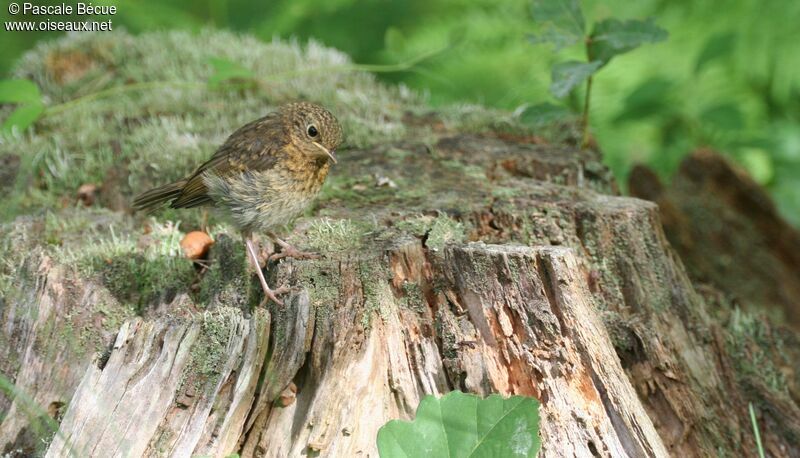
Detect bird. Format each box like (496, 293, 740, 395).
(133, 102, 343, 305)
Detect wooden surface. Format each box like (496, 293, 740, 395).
(3, 133, 800, 457)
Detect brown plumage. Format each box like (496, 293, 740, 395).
(133, 102, 343, 305)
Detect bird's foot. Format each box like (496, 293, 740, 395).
(244, 236, 291, 306)
(269, 238, 320, 262)
(259, 284, 291, 307)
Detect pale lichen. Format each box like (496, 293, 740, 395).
(180, 307, 240, 395)
(396, 213, 465, 251)
(305, 217, 372, 253)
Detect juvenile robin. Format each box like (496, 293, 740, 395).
(133, 102, 343, 305)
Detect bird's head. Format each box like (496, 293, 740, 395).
(283, 102, 343, 164)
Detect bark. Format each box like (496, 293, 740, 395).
(2, 134, 799, 458)
(629, 149, 800, 328)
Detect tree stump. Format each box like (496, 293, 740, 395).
(1, 31, 799, 458)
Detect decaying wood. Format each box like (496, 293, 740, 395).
(2, 133, 800, 457)
(630, 149, 800, 328)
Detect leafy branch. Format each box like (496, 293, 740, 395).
(529, 0, 667, 147)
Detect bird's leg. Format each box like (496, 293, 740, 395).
(244, 237, 289, 305)
(268, 233, 320, 262)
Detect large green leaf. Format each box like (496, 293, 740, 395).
(550, 60, 602, 98)
(0, 79, 41, 104)
(589, 18, 668, 65)
(1, 102, 44, 135)
(694, 32, 736, 74)
(377, 391, 541, 458)
(528, 0, 585, 50)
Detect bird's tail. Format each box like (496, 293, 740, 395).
(132, 180, 186, 212)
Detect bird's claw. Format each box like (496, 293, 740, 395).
(260, 284, 291, 307)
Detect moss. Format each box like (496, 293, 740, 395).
(101, 231, 191, 311)
(315, 173, 427, 208)
(294, 261, 340, 310)
(47, 220, 195, 312)
(491, 187, 521, 199)
(427, 215, 466, 251)
(315, 174, 391, 207)
(399, 281, 425, 313)
(396, 213, 465, 252)
(440, 159, 486, 181)
(29, 286, 135, 363)
(2, 30, 424, 221)
(305, 218, 372, 254)
(181, 307, 239, 395)
(726, 308, 789, 395)
(358, 260, 394, 329)
(385, 148, 411, 160)
(198, 232, 252, 310)
(0, 222, 40, 307)
(437, 104, 523, 135)
(436, 314, 459, 360)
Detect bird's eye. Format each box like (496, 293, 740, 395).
(307, 125, 318, 137)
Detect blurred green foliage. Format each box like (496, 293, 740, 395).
(1, 0, 799, 224)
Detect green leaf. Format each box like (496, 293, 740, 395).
(519, 102, 571, 125)
(550, 60, 602, 98)
(739, 148, 773, 185)
(614, 77, 673, 123)
(529, 0, 585, 50)
(208, 57, 257, 88)
(2, 102, 44, 135)
(0, 79, 41, 104)
(384, 27, 406, 54)
(377, 391, 541, 458)
(527, 29, 581, 51)
(694, 32, 736, 74)
(589, 18, 668, 65)
(700, 103, 744, 131)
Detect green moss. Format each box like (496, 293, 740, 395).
(399, 281, 425, 313)
(305, 218, 372, 254)
(315, 173, 422, 208)
(52, 220, 195, 312)
(2, 30, 425, 221)
(726, 308, 788, 395)
(198, 232, 253, 310)
(181, 307, 239, 395)
(436, 314, 459, 360)
(395, 215, 434, 238)
(427, 215, 466, 251)
(438, 104, 522, 135)
(396, 213, 465, 251)
(491, 187, 521, 199)
(295, 261, 340, 310)
(359, 260, 394, 329)
(440, 159, 486, 181)
(386, 148, 411, 160)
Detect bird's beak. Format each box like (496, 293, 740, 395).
(313, 142, 337, 164)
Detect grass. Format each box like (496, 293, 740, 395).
(749, 402, 766, 458)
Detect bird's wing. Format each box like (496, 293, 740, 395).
(171, 112, 285, 208)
